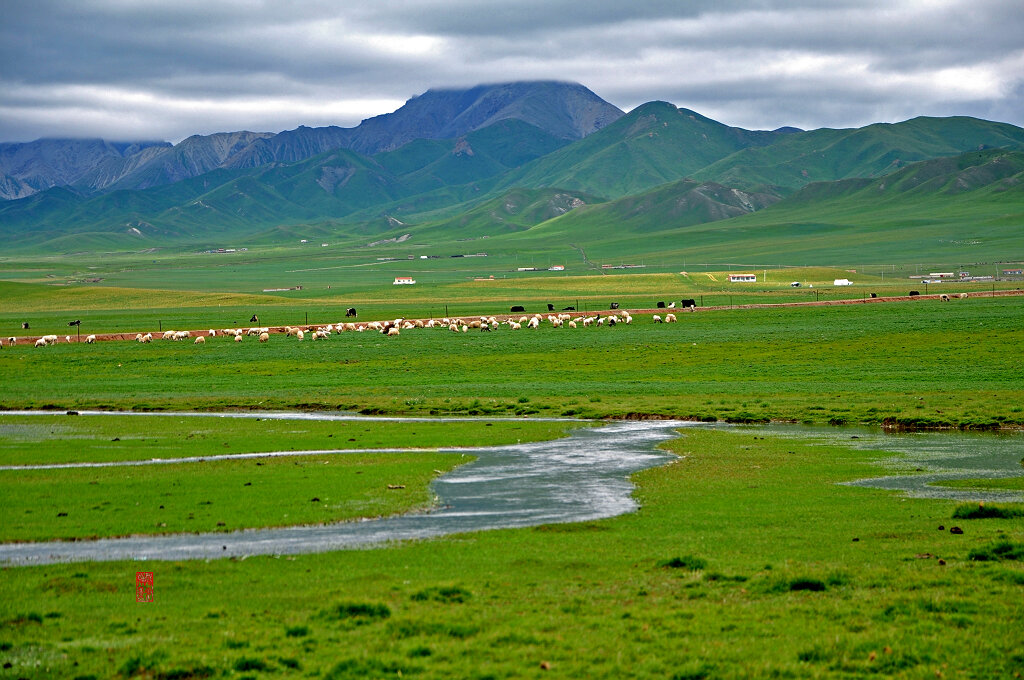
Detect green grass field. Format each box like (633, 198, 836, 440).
(0, 256, 1022, 678)
(1, 427, 1021, 678)
(2, 292, 1022, 429)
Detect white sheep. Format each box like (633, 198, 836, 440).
(940, 294, 950, 302)
(162, 330, 176, 340)
(387, 327, 400, 336)
(665, 313, 677, 323)
(142, 333, 153, 343)
(296, 330, 304, 341)
(135, 333, 143, 342)
(7, 337, 15, 346)
(623, 314, 633, 324)
(568, 320, 576, 329)
(527, 317, 540, 329)
(194, 335, 205, 344)
(43, 335, 58, 344)
(35, 337, 48, 347)
(959, 293, 968, 299)
(65, 335, 71, 343)
(652, 315, 662, 323)
(259, 332, 270, 343)
(86, 334, 96, 343)
(234, 334, 243, 343)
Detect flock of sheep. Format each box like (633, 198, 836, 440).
(5, 292, 972, 348)
(9, 310, 688, 348)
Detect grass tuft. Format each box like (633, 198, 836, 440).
(321, 601, 391, 625)
(967, 540, 1024, 562)
(411, 586, 472, 603)
(952, 503, 1024, 519)
(658, 555, 707, 571)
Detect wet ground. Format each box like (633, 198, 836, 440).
(1, 413, 1020, 566)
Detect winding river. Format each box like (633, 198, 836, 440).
(0, 413, 1021, 566)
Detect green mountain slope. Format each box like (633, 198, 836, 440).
(566, 149, 1024, 264)
(495, 101, 781, 199)
(693, 116, 1024, 193)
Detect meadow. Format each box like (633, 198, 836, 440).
(1, 287, 1022, 429)
(1, 427, 1022, 678)
(0, 262, 1022, 678)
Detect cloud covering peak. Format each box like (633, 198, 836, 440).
(2, 0, 1022, 142)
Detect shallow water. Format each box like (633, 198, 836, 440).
(0, 417, 686, 566)
(1, 413, 1021, 566)
(736, 423, 1024, 501)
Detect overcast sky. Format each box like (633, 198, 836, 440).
(1, 0, 1022, 143)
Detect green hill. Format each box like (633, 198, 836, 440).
(693, 116, 1024, 193)
(495, 101, 781, 199)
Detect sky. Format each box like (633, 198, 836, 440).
(1, 0, 1022, 144)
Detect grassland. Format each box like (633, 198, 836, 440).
(1, 427, 1021, 678)
(1, 254, 1022, 677)
(2, 290, 1022, 429)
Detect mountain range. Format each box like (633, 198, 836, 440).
(1, 80, 1023, 259)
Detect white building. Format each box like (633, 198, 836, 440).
(393, 277, 416, 285)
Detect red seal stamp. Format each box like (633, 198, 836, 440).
(136, 572, 154, 602)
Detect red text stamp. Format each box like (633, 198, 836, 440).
(136, 572, 154, 602)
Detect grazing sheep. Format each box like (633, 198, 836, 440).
(162, 330, 176, 340)
(296, 330, 304, 341)
(449, 323, 460, 333)
(527, 317, 540, 329)
(135, 333, 143, 342)
(35, 337, 48, 347)
(234, 334, 243, 343)
(958, 293, 968, 299)
(940, 294, 950, 302)
(668, 302, 676, 308)
(665, 313, 677, 323)
(461, 325, 469, 333)
(259, 332, 270, 343)
(509, 321, 522, 330)
(652, 315, 662, 323)
(387, 327, 400, 336)
(623, 314, 633, 324)
(7, 337, 15, 345)
(567, 320, 576, 329)
(194, 335, 205, 344)
(85, 334, 96, 343)
(43, 335, 58, 344)
(65, 335, 71, 343)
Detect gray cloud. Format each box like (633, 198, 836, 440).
(1, 0, 1021, 142)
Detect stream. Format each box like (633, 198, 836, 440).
(0, 413, 1021, 566)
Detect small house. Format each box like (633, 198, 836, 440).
(728, 274, 757, 283)
(834, 279, 852, 286)
(393, 277, 416, 285)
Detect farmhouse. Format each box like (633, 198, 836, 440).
(393, 277, 416, 285)
(834, 279, 853, 286)
(728, 274, 757, 283)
